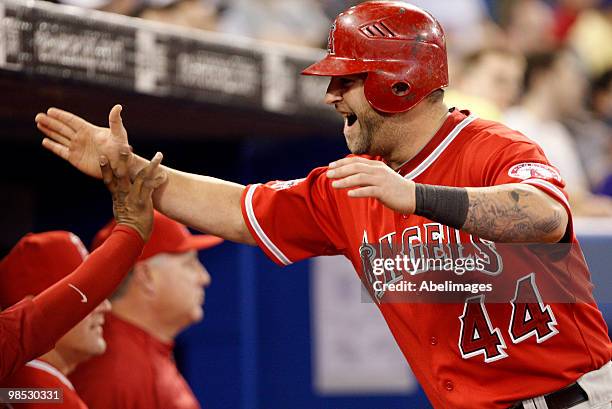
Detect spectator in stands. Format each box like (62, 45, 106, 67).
(504, 48, 612, 216)
(550, 0, 602, 44)
(592, 69, 612, 124)
(216, 0, 329, 47)
(563, 67, 612, 191)
(56, 0, 146, 16)
(139, 0, 220, 31)
(586, 69, 612, 196)
(70, 211, 222, 409)
(408, 0, 504, 57)
(567, 0, 612, 76)
(501, 0, 556, 54)
(56, 0, 221, 30)
(446, 47, 525, 120)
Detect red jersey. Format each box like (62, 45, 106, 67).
(240, 109, 612, 408)
(70, 313, 200, 409)
(0, 299, 54, 382)
(1, 359, 87, 408)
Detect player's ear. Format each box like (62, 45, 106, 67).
(132, 261, 156, 297)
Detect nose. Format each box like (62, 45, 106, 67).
(198, 263, 212, 288)
(324, 77, 343, 106)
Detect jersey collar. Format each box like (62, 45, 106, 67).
(26, 359, 75, 390)
(396, 108, 476, 179)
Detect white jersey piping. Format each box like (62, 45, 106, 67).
(244, 184, 292, 265)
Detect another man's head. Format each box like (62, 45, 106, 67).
(92, 211, 222, 340)
(591, 69, 612, 123)
(0, 231, 110, 372)
(454, 48, 526, 111)
(301, 1, 449, 156)
(523, 48, 588, 116)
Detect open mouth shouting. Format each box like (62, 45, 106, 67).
(346, 113, 358, 127)
(340, 110, 359, 138)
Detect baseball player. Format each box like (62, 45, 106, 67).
(35, 2, 612, 408)
(0, 151, 164, 384)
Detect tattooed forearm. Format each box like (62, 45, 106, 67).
(462, 184, 567, 243)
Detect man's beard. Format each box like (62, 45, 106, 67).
(349, 110, 383, 155)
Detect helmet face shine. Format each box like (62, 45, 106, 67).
(302, 1, 449, 113)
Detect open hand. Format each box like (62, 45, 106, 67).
(101, 150, 167, 241)
(36, 105, 132, 179)
(326, 157, 417, 214)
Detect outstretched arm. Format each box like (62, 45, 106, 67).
(36, 106, 255, 244)
(326, 157, 568, 243)
(129, 154, 254, 244)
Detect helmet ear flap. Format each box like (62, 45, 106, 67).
(391, 81, 411, 97)
(364, 70, 416, 114)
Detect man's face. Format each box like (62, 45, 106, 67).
(325, 74, 385, 155)
(552, 52, 587, 115)
(467, 53, 525, 110)
(55, 300, 111, 361)
(148, 251, 211, 328)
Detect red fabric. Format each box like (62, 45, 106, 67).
(0, 226, 144, 382)
(1, 359, 87, 408)
(91, 211, 222, 261)
(241, 109, 612, 408)
(0, 299, 47, 381)
(32, 226, 144, 347)
(0, 231, 87, 308)
(553, 7, 579, 43)
(70, 314, 200, 409)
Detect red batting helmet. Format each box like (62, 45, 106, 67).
(302, 1, 448, 113)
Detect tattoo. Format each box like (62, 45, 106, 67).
(463, 186, 565, 242)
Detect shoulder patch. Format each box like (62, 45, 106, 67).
(508, 162, 562, 182)
(269, 178, 306, 191)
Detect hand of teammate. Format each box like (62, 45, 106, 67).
(326, 156, 417, 214)
(101, 150, 167, 241)
(36, 105, 133, 180)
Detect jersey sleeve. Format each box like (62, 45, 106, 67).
(0, 298, 49, 382)
(482, 140, 573, 236)
(241, 167, 347, 265)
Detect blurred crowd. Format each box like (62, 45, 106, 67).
(46, 0, 612, 216)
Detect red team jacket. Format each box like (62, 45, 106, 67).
(0, 299, 53, 382)
(241, 109, 612, 408)
(2, 359, 87, 408)
(70, 314, 200, 409)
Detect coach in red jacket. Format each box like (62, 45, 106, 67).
(70, 211, 222, 409)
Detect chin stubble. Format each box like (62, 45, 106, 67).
(355, 111, 384, 155)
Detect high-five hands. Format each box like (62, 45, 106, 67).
(326, 156, 417, 214)
(101, 151, 167, 242)
(36, 105, 133, 179)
